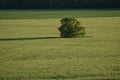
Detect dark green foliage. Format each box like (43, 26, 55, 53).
(58, 18, 85, 38)
(0, 0, 120, 9)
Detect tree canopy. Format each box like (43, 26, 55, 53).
(0, 0, 120, 9)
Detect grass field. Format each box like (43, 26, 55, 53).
(0, 10, 120, 80)
(0, 10, 120, 19)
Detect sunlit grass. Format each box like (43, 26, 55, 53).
(0, 11, 120, 80)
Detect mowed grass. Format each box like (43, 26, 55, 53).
(0, 10, 120, 80)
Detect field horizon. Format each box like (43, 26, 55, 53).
(0, 9, 120, 19)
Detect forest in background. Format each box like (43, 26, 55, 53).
(0, 0, 120, 9)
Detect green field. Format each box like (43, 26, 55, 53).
(0, 10, 120, 19)
(0, 10, 120, 80)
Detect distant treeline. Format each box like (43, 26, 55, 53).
(0, 0, 120, 9)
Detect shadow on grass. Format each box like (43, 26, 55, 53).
(0, 36, 93, 41)
(0, 37, 60, 41)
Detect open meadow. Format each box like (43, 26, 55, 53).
(0, 10, 120, 80)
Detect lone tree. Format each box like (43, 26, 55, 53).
(58, 18, 85, 38)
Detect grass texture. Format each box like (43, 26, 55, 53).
(0, 10, 120, 80)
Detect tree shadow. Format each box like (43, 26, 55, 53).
(0, 36, 93, 41)
(0, 37, 60, 41)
